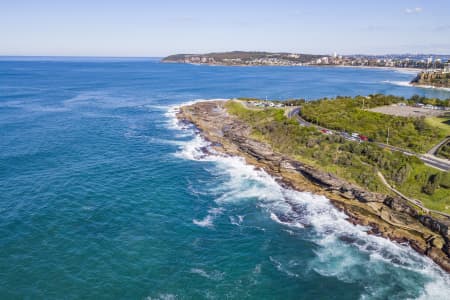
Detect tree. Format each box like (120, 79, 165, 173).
(423, 173, 441, 195)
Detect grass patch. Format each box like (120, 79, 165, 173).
(397, 164, 450, 213)
(425, 114, 450, 136)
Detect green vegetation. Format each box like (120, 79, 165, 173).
(299, 94, 448, 153)
(398, 165, 450, 212)
(408, 94, 450, 108)
(436, 141, 450, 160)
(425, 115, 450, 136)
(226, 99, 450, 213)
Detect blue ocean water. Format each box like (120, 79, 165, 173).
(1, 57, 450, 299)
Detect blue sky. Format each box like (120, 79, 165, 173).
(1, 0, 449, 56)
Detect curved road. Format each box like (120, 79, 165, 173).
(287, 107, 450, 172)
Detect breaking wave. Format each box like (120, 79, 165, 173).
(383, 80, 412, 87)
(384, 80, 450, 92)
(168, 100, 450, 299)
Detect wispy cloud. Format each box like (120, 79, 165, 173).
(405, 7, 423, 14)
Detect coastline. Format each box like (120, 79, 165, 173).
(176, 100, 450, 273)
(331, 64, 421, 73)
(383, 80, 450, 92)
(411, 83, 450, 92)
(161, 59, 422, 73)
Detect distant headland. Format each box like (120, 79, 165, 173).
(162, 51, 450, 70)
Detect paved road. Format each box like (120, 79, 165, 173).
(427, 136, 450, 155)
(375, 142, 450, 172)
(288, 107, 450, 172)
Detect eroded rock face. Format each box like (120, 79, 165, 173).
(177, 100, 450, 272)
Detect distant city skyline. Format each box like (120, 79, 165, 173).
(1, 0, 450, 57)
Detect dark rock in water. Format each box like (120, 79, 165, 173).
(339, 235, 358, 244)
(199, 146, 210, 155)
(210, 141, 222, 147)
(277, 214, 294, 224)
(365, 245, 378, 252)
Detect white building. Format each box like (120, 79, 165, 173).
(444, 62, 450, 73)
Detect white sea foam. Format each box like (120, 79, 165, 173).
(270, 212, 304, 229)
(193, 207, 224, 228)
(384, 80, 450, 92)
(145, 294, 177, 300)
(165, 98, 230, 131)
(190, 268, 224, 281)
(63, 91, 158, 109)
(193, 214, 214, 228)
(269, 256, 299, 278)
(168, 99, 450, 299)
(229, 215, 245, 226)
(383, 80, 413, 87)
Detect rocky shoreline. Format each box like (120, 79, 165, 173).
(177, 100, 450, 273)
(411, 71, 450, 89)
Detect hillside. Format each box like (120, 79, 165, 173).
(162, 51, 326, 66)
(299, 94, 448, 153)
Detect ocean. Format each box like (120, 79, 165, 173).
(1, 57, 450, 299)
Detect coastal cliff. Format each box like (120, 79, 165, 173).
(177, 100, 450, 273)
(411, 71, 450, 88)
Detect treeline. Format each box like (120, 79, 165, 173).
(408, 94, 450, 107)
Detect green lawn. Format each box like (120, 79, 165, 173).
(425, 114, 450, 136)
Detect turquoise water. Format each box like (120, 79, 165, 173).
(1, 57, 450, 299)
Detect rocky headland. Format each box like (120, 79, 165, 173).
(411, 71, 450, 89)
(177, 100, 450, 273)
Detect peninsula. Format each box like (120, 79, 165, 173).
(177, 95, 450, 272)
(162, 51, 450, 69)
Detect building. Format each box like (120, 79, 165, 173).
(444, 61, 450, 73)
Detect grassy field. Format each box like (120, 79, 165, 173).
(226, 99, 450, 213)
(299, 95, 448, 153)
(397, 165, 450, 212)
(425, 114, 450, 136)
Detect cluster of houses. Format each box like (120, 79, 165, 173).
(311, 56, 450, 70)
(179, 56, 304, 66)
(166, 52, 450, 71)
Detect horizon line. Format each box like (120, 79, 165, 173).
(1, 52, 450, 59)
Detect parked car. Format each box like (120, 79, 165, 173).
(358, 135, 369, 142)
